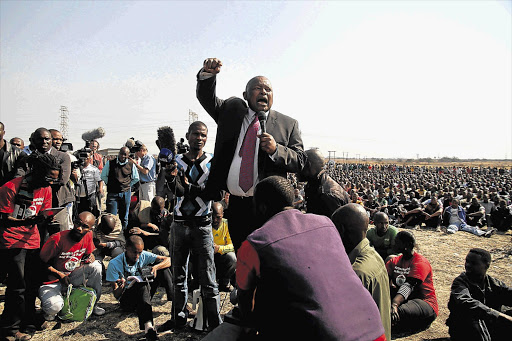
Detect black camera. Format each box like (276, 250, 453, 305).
(140, 265, 154, 282)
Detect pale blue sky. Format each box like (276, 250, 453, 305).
(1, 0, 511, 159)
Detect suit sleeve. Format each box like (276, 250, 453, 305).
(59, 152, 71, 186)
(196, 72, 225, 123)
(272, 118, 306, 173)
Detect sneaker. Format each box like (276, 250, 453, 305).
(43, 314, 56, 322)
(484, 228, 496, 238)
(145, 328, 159, 341)
(412, 225, 420, 230)
(93, 306, 105, 316)
(435, 226, 441, 232)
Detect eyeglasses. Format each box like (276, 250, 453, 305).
(11, 143, 22, 147)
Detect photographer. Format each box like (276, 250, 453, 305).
(101, 147, 139, 230)
(129, 143, 157, 203)
(106, 235, 171, 341)
(76, 151, 104, 217)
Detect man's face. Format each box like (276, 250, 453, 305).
(451, 201, 459, 209)
(126, 244, 144, 265)
(465, 252, 488, 280)
(10, 138, 24, 149)
(118, 148, 129, 163)
(91, 141, 98, 152)
(374, 215, 389, 236)
(0, 124, 4, 140)
(33, 130, 52, 153)
(51, 131, 64, 150)
(186, 125, 207, 152)
(70, 214, 95, 241)
(243, 77, 273, 112)
(212, 206, 223, 229)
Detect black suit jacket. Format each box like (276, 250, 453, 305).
(197, 73, 306, 199)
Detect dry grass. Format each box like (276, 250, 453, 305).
(1, 227, 510, 341)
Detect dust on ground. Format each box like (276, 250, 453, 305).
(1, 227, 511, 340)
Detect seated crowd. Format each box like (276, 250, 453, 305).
(1, 121, 511, 341)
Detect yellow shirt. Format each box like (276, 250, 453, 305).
(212, 218, 234, 255)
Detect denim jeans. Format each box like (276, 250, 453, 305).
(106, 191, 131, 229)
(170, 221, 221, 328)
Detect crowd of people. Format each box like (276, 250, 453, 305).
(1, 56, 511, 341)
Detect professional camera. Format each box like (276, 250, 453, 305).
(125, 138, 143, 158)
(72, 141, 93, 170)
(140, 265, 154, 282)
(177, 138, 189, 154)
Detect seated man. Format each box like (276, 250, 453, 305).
(363, 193, 381, 221)
(106, 235, 172, 341)
(211, 202, 236, 292)
(366, 212, 398, 260)
(447, 248, 512, 340)
(479, 194, 496, 227)
(204, 176, 385, 341)
(491, 199, 512, 231)
(128, 196, 171, 252)
(420, 195, 443, 230)
(399, 198, 423, 228)
(442, 199, 495, 237)
(93, 213, 126, 271)
(38, 211, 104, 321)
(331, 204, 392, 341)
(465, 197, 485, 227)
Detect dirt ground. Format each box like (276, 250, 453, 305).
(1, 226, 511, 341)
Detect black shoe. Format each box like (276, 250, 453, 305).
(218, 284, 234, 292)
(158, 319, 186, 332)
(145, 328, 158, 341)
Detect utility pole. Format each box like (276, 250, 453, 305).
(328, 150, 336, 164)
(189, 109, 198, 126)
(59, 106, 69, 139)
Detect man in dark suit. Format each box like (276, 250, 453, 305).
(31, 128, 73, 237)
(196, 58, 306, 251)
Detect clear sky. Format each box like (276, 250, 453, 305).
(1, 0, 511, 160)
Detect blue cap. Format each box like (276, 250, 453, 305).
(158, 148, 174, 164)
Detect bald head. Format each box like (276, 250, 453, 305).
(300, 149, 325, 180)
(99, 214, 116, 235)
(331, 203, 369, 253)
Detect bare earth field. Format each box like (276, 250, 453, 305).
(1, 226, 511, 341)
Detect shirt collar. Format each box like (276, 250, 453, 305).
(117, 157, 128, 165)
(248, 108, 269, 120)
(348, 238, 370, 264)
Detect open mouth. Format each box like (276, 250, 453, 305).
(257, 97, 268, 105)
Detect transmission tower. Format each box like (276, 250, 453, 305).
(59, 106, 69, 139)
(189, 109, 198, 126)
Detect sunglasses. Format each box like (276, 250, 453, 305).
(11, 143, 22, 147)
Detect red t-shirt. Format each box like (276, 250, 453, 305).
(40, 230, 95, 283)
(0, 177, 52, 249)
(386, 252, 438, 315)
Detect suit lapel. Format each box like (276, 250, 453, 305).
(267, 110, 277, 134)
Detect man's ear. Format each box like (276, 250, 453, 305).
(185, 132, 189, 140)
(243, 91, 247, 101)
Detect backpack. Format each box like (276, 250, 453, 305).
(58, 284, 97, 322)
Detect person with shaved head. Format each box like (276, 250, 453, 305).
(298, 148, 350, 217)
(196, 58, 306, 251)
(332, 203, 392, 341)
(39, 211, 105, 321)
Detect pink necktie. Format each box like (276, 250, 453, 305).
(239, 115, 260, 192)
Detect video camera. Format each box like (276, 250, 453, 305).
(72, 141, 93, 170)
(125, 138, 143, 159)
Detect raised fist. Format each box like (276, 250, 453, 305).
(203, 58, 222, 74)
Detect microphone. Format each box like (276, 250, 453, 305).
(257, 111, 266, 134)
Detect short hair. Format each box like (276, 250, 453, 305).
(188, 121, 207, 133)
(468, 248, 491, 267)
(49, 129, 60, 134)
(254, 175, 294, 211)
(126, 235, 144, 249)
(396, 230, 416, 249)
